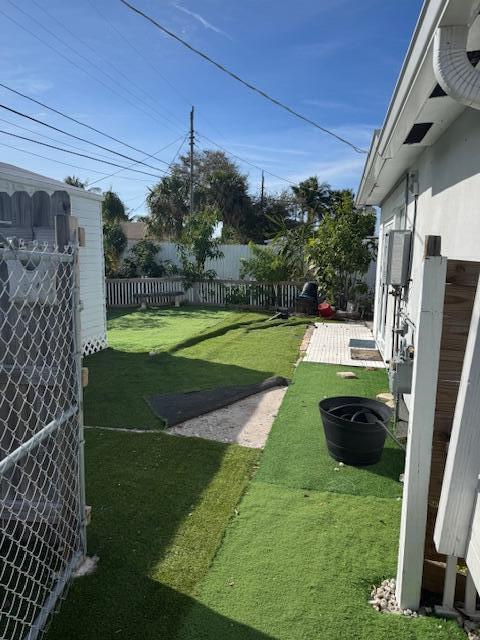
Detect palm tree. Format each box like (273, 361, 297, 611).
(145, 174, 189, 240)
(292, 177, 331, 224)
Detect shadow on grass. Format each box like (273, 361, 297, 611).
(168, 317, 268, 353)
(47, 429, 269, 640)
(84, 350, 274, 429)
(363, 444, 405, 483)
(107, 306, 237, 332)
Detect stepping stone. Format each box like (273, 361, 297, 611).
(336, 371, 358, 379)
(377, 392, 394, 403)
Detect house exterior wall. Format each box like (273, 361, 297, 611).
(70, 193, 107, 354)
(0, 168, 107, 354)
(375, 107, 480, 366)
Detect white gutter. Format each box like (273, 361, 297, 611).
(434, 24, 480, 109)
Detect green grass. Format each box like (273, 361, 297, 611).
(46, 306, 310, 640)
(177, 363, 464, 640)
(257, 362, 404, 498)
(84, 307, 311, 429)
(47, 429, 260, 640)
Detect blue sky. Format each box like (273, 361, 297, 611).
(0, 0, 422, 217)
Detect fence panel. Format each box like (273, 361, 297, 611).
(106, 278, 302, 310)
(0, 243, 84, 640)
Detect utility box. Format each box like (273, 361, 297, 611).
(384, 230, 412, 287)
(389, 341, 414, 394)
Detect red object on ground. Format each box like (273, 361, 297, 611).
(318, 302, 335, 318)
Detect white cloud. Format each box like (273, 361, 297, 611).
(172, 3, 231, 38)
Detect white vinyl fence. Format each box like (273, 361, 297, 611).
(122, 241, 256, 281)
(106, 277, 302, 310)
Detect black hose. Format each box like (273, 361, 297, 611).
(374, 419, 406, 451)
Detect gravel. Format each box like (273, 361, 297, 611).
(369, 579, 418, 617)
(370, 578, 480, 638)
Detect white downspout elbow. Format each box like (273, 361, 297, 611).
(433, 25, 480, 110)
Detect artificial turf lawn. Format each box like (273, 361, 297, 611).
(177, 362, 463, 640)
(46, 428, 260, 640)
(256, 362, 404, 498)
(84, 307, 311, 429)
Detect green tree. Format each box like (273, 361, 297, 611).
(240, 243, 291, 283)
(102, 190, 129, 224)
(177, 207, 224, 287)
(273, 221, 315, 281)
(102, 190, 128, 276)
(306, 190, 375, 308)
(121, 239, 168, 278)
(64, 175, 87, 189)
(146, 150, 253, 241)
(103, 221, 127, 277)
(239, 190, 297, 243)
(292, 177, 331, 223)
(145, 174, 188, 240)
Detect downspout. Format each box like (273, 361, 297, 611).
(433, 23, 480, 109)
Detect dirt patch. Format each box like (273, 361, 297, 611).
(166, 387, 288, 448)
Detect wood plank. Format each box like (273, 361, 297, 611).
(32, 190, 52, 227)
(0, 192, 12, 224)
(442, 556, 458, 608)
(396, 244, 448, 610)
(422, 261, 480, 594)
(446, 260, 480, 287)
(423, 559, 466, 600)
(466, 491, 480, 596)
(11, 191, 32, 228)
(435, 275, 480, 558)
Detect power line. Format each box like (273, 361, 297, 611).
(0, 116, 133, 164)
(83, 0, 190, 124)
(1, 2, 183, 136)
(0, 103, 169, 172)
(169, 133, 188, 166)
(27, 0, 185, 134)
(197, 132, 296, 185)
(0, 130, 163, 178)
(129, 198, 146, 215)
(0, 140, 153, 183)
(0, 82, 179, 162)
(87, 134, 186, 187)
(120, 0, 368, 154)
(85, 0, 232, 146)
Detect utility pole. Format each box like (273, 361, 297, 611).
(189, 106, 195, 215)
(260, 170, 265, 210)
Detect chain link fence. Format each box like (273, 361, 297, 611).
(0, 240, 85, 640)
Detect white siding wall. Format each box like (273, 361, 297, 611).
(407, 108, 480, 319)
(376, 106, 480, 373)
(70, 194, 107, 354)
(375, 179, 407, 358)
(0, 169, 106, 355)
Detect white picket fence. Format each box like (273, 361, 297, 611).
(106, 277, 302, 309)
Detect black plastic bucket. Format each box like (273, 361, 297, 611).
(298, 281, 318, 301)
(319, 396, 393, 465)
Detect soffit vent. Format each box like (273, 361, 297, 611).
(430, 50, 480, 98)
(403, 122, 434, 144)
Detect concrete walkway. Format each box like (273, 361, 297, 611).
(304, 321, 385, 368)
